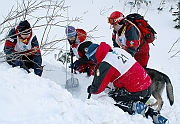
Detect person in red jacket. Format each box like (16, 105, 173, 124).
(86, 42, 167, 124)
(108, 11, 150, 68)
(4, 20, 43, 76)
(65, 26, 95, 76)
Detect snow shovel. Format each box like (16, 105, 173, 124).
(65, 48, 79, 89)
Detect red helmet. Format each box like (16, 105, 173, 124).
(108, 11, 124, 25)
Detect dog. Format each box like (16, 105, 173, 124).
(145, 68, 174, 112)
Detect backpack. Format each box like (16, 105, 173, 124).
(125, 13, 157, 47)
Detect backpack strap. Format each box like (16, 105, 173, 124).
(125, 19, 148, 50)
(125, 19, 141, 45)
(116, 26, 127, 48)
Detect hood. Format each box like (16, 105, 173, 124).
(95, 42, 112, 64)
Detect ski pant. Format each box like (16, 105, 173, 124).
(108, 85, 152, 114)
(134, 43, 150, 68)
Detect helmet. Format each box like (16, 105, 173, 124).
(108, 11, 124, 25)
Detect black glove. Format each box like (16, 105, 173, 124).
(87, 85, 95, 94)
(11, 54, 30, 73)
(11, 54, 24, 67)
(69, 60, 80, 70)
(67, 51, 74, 56)
(78, 56, 89, 64)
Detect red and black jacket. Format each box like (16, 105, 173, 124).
(90, 42, 152, 94)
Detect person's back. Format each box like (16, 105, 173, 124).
(85, 42, 151, 94)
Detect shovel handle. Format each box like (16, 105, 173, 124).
(70, 48, 73, 73)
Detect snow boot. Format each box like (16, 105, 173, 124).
(132, 101, 148, 115)
(145, 107, 168, 124)
(115, 101, 148, 115)
(152, 113, 168, 124)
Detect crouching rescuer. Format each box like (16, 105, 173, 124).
(4, 20, 43, 77)
(86, 42, 167, 124)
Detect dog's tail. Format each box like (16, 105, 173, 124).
(163, 73, 174, 106)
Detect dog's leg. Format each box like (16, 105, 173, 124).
(150, 101, 158, 107)
(151, 91, 163, 113)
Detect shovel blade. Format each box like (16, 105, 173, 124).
(65, 77, 79, 89)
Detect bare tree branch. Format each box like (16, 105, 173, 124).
(0, 0, 85, 65)
(168, 37, 180, 53)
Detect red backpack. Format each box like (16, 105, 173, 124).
(125, 13, 157, 48)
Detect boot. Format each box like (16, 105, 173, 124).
(145, 107, 168, 124)
(132, 101, 148, 116)
(115, 101, 148, 115)
(152, 114, 168, 124)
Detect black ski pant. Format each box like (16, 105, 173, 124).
(108, 85, 152, 114)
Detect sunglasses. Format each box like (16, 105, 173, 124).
(108, 16, 124, 25)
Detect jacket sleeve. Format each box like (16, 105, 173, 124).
(31, 35, 43, 76)
(91, 62, 118, 94)
(4, 28, 17, 54)
(4, 28, 17, 65)
(125, 25, 139, 56)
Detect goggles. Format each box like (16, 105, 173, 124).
(108, 16, 124, 25)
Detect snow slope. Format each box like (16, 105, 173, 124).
(0, 0, 180, 124)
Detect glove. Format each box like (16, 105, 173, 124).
(67, 51, 74, 56)
(69, 60, 80, 70)
(11, 54, 30, 73)
(34, 66, 43, 77)
(87, 85, 95, 94)
(11, 54, 24, 67)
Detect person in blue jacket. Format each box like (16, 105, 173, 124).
(4, 20, 43, 76)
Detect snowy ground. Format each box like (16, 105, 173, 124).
(0, 0, 180, 124)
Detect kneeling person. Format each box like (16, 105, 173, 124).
(86, 42, 167, 124)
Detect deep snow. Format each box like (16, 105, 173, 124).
(0, 0, 180, 124)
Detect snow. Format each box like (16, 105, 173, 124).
(0, 0, 180, 124)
